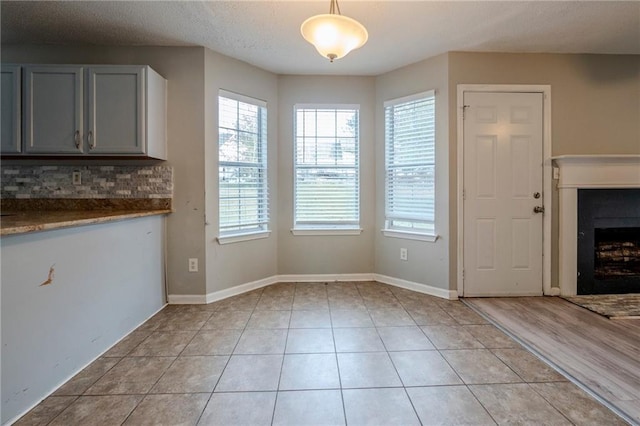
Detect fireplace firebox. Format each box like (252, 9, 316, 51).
(577, 189, 640, 295)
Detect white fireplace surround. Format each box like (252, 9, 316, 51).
(553, 155, 640, 295)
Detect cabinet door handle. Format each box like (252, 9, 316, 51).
(88, 131, 95, 150)
(74, 130, 81, 149)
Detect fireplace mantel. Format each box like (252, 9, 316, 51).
(553, 155, 640, 295)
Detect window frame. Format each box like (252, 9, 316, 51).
(292, 103, 362, 235)
(217, 89, 270, 244)
(382, 90, 438, 243)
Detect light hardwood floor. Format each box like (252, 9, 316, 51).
(465, 296, 640, 425)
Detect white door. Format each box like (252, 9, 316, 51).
(463, 92, 544, 296)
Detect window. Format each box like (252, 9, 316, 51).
(384, 91, 436, 240)
(218, 90, 268, 242)
(293, 105, 360, 234)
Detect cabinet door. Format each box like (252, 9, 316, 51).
(87, 66, 145, 154)
(1, 65, 22, 153)
(24, 66, 84, 154)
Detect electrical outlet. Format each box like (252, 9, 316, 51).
(188, 258, 198, 272)
(72, 171, 82, 185)
(400, 248, 408, 261)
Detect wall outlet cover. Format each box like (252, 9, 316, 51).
(188, 258, 198, 272)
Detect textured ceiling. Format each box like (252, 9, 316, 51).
(2, 1, 639, 76)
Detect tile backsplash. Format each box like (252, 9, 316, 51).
(1, 165, 173, 199)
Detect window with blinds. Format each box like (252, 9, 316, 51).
(384, 91, 435, 235)
(218, 90, 268, 237)
(294, 105, 360, 230)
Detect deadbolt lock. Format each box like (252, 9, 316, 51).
(533, 192, 541, 199)
(533, 206, 545, 214)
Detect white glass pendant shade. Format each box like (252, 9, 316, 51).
(301, 14, 368, 62)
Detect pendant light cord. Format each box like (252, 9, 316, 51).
(329, 0, 341, 15)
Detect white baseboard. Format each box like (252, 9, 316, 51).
(548, 287, 561, 296)
(205, 276, 278, 304)
(374, 273, 458, 300)
(167, 294, 208, 304)
(277, 273, 375, 283)
(168, 273, 456, 305)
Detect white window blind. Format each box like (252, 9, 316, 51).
(294, 106, 360, 229)
(218, 90, 268, 236)
(384, 91, 435, 235)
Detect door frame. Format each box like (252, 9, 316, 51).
(456, 84, 554, 297)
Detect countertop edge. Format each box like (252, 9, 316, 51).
(1, 209, 172, 237)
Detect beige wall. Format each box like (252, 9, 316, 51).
(1, 45, 208, 296)
(277, 75, 376, 275)
(5, 46, 637, 296)
(447, 52, 640, 291)
(374, 53, 450, 290)
(204, 49, 279, 293)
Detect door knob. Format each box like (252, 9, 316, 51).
(533, 206, 545, 214)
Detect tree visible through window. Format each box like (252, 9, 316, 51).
(294, 105, 360, 230)
(218, 91, 268, 237)
(384, 91, 436, 235)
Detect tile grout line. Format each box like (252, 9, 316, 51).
(197, 288, 264, 425)
(122, 305, 214, 425)
(269, 284, 298, 425)
(329, 285, 350, 426)
(371, 286, 424, 425)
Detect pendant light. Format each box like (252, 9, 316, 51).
(300, 0, 368, 62)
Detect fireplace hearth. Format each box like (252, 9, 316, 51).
(577, 189, 640, 294)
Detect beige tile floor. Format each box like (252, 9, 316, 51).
(16, 282, 627, 425)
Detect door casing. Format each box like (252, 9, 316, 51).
(456, 85, 554, 297)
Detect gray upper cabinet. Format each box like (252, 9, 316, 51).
(24, 65, 84, 154)
(13, 64, 166, 159)
(1, 65, 22, 153)
(87, 65, 166, 158)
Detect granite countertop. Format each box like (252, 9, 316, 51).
(1, 199, 172, 236)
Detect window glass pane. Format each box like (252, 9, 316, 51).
(219, 92, 268, 236)
(219, 129, 239, 162)
(294, 106, 360, 229)
(384, 92, 435, 234)
(337, 110, 357, 137)
(316, 110, 336, 137)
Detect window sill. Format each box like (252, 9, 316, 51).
(217, 230, 271, 245)
(381, 229, 438, 242)
(291, 228, 363, 236)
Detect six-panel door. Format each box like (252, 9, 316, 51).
(463, 91, 544, 296)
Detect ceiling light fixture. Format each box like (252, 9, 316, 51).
(300, 0, 368, 63)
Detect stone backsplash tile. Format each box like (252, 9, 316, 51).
(1, 165, 172, 199)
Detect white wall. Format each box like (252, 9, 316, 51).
(203, 49, 279, 295)
(374, 54, 450, 290)
(277, 75, 376, 275)
(1, 216, 165, 424)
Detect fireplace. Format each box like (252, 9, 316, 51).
(554, 155, 640, 296)
(577, 189, 640, 294)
